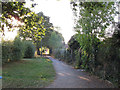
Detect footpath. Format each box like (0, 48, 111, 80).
(46, 56, 113, 88)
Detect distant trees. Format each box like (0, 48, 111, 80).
(48, 31, 64, 49)
(48, 30, 65, 57)
(35, 28, 65, 56)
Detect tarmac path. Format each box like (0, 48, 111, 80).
(46, 56, 113, 88)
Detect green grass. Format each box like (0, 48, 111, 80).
(2, 57, 56, 88)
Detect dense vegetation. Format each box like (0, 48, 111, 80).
(61, 25, 120, 87)
(35, 28, 65, 57)
(2, 37, 35, 64)
(1, 1, 56, 63)
(54, 1, 120, 87)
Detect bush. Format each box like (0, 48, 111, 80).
(54, 49, 65, 60)
(12, 37, 24, 60)
(2, 37, 36, 64)
(96, 37, 119, 87)
(63, 50, 72, 64)
(24, 41, 35, 58)
(2, 37, 24, 63)
(2, 40, 14, 63)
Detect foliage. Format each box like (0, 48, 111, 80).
(69, 1, 119, 87)
(24, 40, 35, 58)
(19, 12, 53, 41)
(42, 29, 54, 48)
(54, 48, 65, 60)
(2, 37, 24, 63)
(12, 37, 24, 60)
(2, 36, 36, 63)
(1, 2, 27, 31)
(74, 49, 81, 69)
(62, 23, 120, 87)
(1, 2, 52, 41)
(48, 31, 64, 49)
(68, 35, 80, 50)
(63, 49, 72, 63)
(76, 34, 100, 71)
(2, 57, 56, 88)
(2, 40, 14, 63)
(70, 1, 117, 71)
(47, 30, 65, 55)
(66, 35, 80, 64)
(34, 28, 65, 56)
(33, 12, 54, 49)
(1, 2, 59, 58)
(96, 33, 119, 87)
(71, 1, 117, 37)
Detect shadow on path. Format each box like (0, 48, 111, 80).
(46, 56, 113, 88)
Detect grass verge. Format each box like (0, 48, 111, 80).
(2, 57, 55, 88)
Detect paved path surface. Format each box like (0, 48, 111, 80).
(46, 56, 113, 88)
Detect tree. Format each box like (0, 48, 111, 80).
(70, 1, 118, 71)
(71, 2, 117, 36)
(68, 35, 80, 50)
(1, 2, 49, 41)
(48, 31, 64, 49)
(47, 30, 65, 58)
(1, 2, 30, 31)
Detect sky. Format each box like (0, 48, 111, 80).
(26, 0, 75, 44)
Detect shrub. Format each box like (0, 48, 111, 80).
(2, 37, 24, 63)
(63, 50, 72, 64)
(54, 49, 65, 60)
(2, 40, 14, 63)
(2, 37, 36, 64)
(24, 41, 35, 58)
(12, 37, 24, 60)
(96, 38, 119, 87)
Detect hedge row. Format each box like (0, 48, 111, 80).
(2, 37, 35, 64)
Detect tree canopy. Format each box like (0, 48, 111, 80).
(1, 2, 53, 41)
(71, 1, 117, 37)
